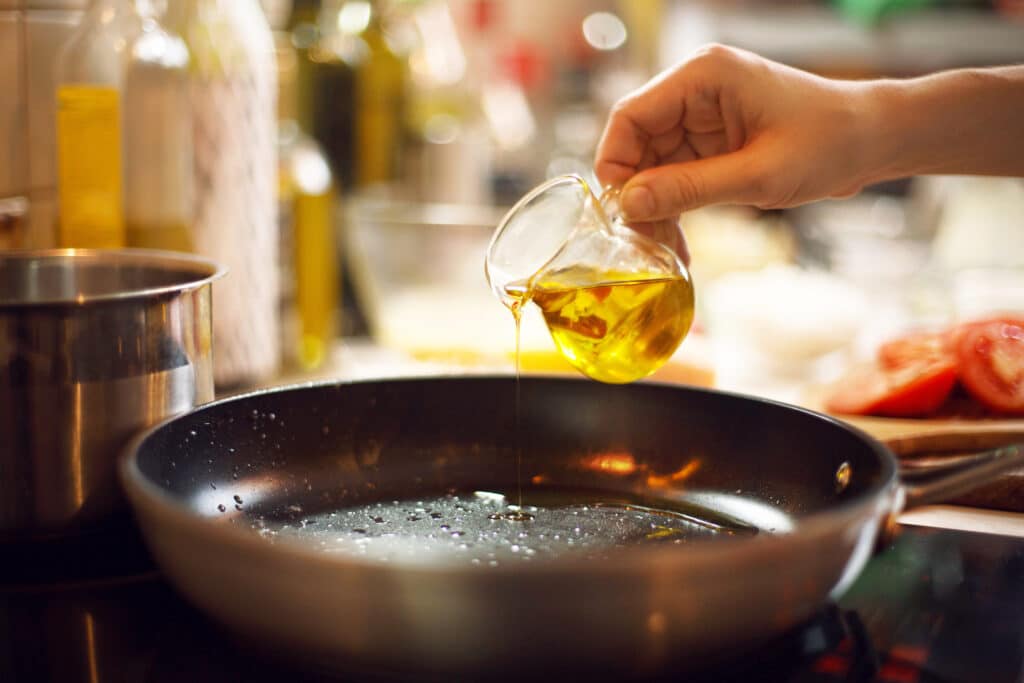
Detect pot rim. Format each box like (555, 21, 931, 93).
(0, 248, 226, 309)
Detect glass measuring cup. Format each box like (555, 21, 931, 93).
(484, 174, 695, 384)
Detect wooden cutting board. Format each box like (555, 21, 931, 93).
(831, 413, 1024, 455)
(802, 386, 1024, 511)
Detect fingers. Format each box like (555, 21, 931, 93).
(619, 150, 765, 220)
(594, 117, 648, 188)
(594, 71, 689, 188)
(595, 44, 757, 189)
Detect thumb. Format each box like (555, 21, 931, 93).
(620, 151, 764, 221)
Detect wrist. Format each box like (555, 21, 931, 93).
(856, 66, 1024, 181)
(853, 79, 921, 186)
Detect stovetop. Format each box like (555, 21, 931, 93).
(2, 524, 1023, 683)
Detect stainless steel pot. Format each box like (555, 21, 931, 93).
(1, 249, 224, 539)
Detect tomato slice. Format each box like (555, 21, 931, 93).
(825, 358, 958, 417)
(877, 330, 953, 369)
(951, 315, 1024, 348)
(955, 319, 1024, 414)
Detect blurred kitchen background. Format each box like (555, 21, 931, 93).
(1, 0, 1023, 400)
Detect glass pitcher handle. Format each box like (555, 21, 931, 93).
(598, 185, 689, 266)
(596, 186, 623, 229)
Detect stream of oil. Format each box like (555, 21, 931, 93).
(252, 489, 757, 567)
(498, 266, 692, 522)
(507, 299, 532, 522)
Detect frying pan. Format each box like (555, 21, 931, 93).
(121, 376, 1024, 679)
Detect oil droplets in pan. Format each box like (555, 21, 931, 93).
(250, 490, 756, 568)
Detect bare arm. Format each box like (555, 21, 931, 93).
(868, 66, 1024, 182)
(594, 46, 1024, 222)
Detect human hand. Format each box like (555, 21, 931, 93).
(595, 44, 877, 222)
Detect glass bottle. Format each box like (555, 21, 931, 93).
(351, 0, 406, 187)
(285, 0, 319, 134)
(400, 0, 494, 204)
(307, 0, 358, 188)
(123, 3, 194, 252)
(309, 0, 407, 190)
(163, 0, 280, 389)
(53, 0, 143, 248)
(275, 31, 340, 371)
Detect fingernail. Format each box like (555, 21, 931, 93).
(621, 185, 654, 220)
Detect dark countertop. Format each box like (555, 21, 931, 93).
(2, 524, 1023, 683)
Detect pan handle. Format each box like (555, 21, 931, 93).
(900, 443, 1024, 510)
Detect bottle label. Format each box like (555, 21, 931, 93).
(56, 85, 125, 248)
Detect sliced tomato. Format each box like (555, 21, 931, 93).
(877, 330, 953, 370)
(955, 319, 1024, 414)
(951, 315, 1024, 348)
(825, 358, 958, 417)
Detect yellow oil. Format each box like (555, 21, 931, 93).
(126, 221, 194, 252)
(292, 187, 338, 369)
(506, 266, 694, 384)
(503, 298, 534, 520)
(277, 32, 340, 371)
(56, 85, 125, 248)
(354, 8, 405, 186)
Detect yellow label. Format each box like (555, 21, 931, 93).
(56, 85, 125, 248)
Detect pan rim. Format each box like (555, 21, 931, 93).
(120, 375, 900, 577)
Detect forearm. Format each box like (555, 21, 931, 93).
(864, 65, 1024, 182)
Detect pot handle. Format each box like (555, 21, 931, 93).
(900, 443, 1024, 510)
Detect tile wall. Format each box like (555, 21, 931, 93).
(1, 0, 88, 248)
